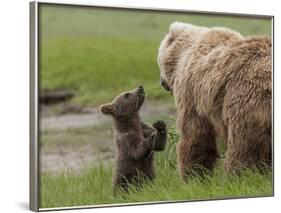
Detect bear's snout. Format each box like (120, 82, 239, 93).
(160, 76, 171, 92)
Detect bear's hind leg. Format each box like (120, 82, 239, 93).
(178, 116, 219, 181)
(224, 124, 272, 174)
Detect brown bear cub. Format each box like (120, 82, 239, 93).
(100, 86, 167, 192)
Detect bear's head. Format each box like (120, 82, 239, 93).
(157, 22, 208, 93)
(100, 86, 145, 118)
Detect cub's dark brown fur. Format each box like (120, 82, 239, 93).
(100, 86, 167, 192)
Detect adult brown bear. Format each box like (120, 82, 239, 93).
(157, 22, 272, 180)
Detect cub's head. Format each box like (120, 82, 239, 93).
(157, 22, 208, 92)
(100, 86, 145, 118)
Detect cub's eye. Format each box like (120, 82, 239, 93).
(124, 93, 130, 98)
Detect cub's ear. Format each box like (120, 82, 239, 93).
(100, 103, 116, 115)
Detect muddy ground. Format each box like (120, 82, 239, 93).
(40, 101, 176, 174)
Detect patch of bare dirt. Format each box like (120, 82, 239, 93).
(40, 144, 115, 174)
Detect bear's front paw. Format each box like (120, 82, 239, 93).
(153, 120, 167, 133)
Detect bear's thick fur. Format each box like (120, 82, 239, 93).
(157, 22, 272, 180)
(100, 86, 167, 192)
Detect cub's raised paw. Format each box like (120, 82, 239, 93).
(147, 133, 155, 142)
(153, 120, 167, 132)
(146, 133, 156, 149)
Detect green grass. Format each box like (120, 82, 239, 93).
(39, 4, 272, 106)
(40, 129, 273, 209)
(40, 36, 170, 105)
(40, 164, 272, 209)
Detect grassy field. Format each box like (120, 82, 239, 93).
(40, 165, 272, 209)
(40, 130, 272, 209)
(39, 4, 271, 106)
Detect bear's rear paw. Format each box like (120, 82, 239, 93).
(153, 120, 167, 133)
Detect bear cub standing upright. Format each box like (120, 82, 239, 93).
(100, 86, 167, 192)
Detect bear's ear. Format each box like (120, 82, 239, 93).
(100, 103, 116, 115)
(169, 21, 192, 37)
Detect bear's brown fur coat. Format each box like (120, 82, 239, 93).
(158, 22, 272, 180)
(100, 86, 167, 192)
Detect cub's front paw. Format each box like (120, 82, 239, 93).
(153, 120, 167, 133)
(146, 133, 156, 149)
